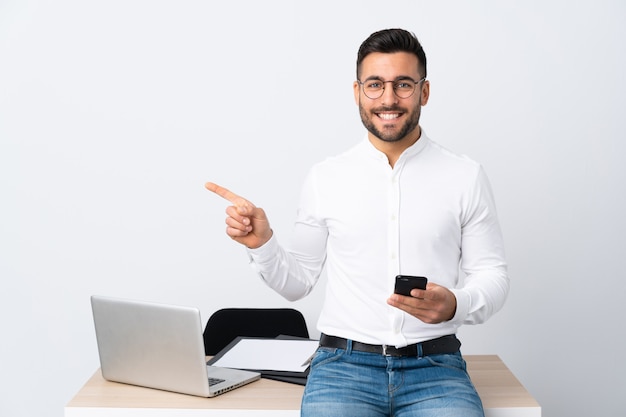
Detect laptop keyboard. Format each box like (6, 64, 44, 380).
(208, 377, 226, 387)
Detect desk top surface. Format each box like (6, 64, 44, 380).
(67, 355, 539, 411)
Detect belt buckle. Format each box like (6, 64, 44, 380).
(382, 344, 390, 356)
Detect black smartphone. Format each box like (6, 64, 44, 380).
(394, 275, 428, 296)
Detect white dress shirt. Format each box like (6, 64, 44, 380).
(248, 132, 509, 347)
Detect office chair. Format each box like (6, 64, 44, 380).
(203, 308, 310, 355)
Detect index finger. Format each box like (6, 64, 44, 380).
(205, 182, 254, 211)
(205, 182, 242, 203)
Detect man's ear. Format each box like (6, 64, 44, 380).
(420, 80, 430, 106)
(353, 81, 361, 105)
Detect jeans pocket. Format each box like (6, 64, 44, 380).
(310, 347, 345, 370)
(424, 352, 467, 372)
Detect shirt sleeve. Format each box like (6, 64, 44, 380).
(246, 169, 328, 301)
(449, 166, 510, 325)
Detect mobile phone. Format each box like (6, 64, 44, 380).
(394, 275, 428, 296)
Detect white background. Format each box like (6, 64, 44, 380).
(1, 1, 624, 416)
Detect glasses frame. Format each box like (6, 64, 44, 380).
(357, 77, 426, 100)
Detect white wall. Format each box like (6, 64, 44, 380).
(1, 1, 624, 416)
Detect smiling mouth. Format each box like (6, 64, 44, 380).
(376, 112, 402, 121)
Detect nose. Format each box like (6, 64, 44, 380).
(380, 81, 398, 105)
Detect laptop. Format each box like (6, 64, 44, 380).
(90, 295, 261, 397)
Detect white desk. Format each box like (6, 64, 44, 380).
(65, 355, 540, 417)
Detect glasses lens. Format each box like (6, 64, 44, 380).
(394, 80, 417, 99)
(362, 80, 384, 99)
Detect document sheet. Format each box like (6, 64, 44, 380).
(210, 338, 319, 373)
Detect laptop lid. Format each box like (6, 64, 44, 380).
(90, 295, 260, 397)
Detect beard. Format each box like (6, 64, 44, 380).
(359, 101, 422, 143)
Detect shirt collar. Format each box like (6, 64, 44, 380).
(360, 129, 430, 163)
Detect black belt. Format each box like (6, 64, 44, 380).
(319, 334, 461, 357)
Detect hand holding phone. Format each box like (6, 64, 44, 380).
(394, 275, 428, 296)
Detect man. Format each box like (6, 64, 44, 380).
(206, 28, 508, 417)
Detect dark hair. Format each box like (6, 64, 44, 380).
(356, 28, 427, 79)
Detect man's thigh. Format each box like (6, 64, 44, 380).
(393, 353, 484, 417)
(301, 347, 389, 417)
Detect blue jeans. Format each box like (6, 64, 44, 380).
(301, 340, 484, 417)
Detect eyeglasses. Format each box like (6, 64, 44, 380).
(357, 77, 426, 99)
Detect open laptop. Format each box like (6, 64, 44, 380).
(90, 295, 260, 397)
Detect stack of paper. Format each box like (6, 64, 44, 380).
(207, 336, 319, 385)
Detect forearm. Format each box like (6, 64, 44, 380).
(450, 267, 509, 325)
(247, 223, 327, 301)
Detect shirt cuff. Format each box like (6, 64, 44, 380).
(246, 233, 279, 263)
(448, 288, 471, 324)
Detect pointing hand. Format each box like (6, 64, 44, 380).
(205, 182, 273, 249)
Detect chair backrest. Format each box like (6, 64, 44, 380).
(203, 308, 310, 355)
